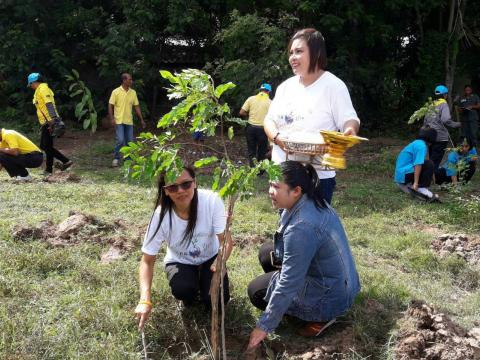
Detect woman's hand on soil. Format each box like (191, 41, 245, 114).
(247, 328, 267, 349)
(135, 303, 152, 330)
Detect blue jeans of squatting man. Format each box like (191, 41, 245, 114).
(114, 124, 134, 160)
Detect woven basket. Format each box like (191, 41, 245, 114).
(283, 141, 327, 156)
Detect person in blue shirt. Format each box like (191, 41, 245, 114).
(394, 127, 437, 200)
(246, 161, 360, 349)
(435, 140, 477, 185)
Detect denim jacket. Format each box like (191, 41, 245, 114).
(257, 195, 361, 333)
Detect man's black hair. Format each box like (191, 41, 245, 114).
(417, 127, 437, 144)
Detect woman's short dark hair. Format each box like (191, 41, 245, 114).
(146, 166, 198, 246)
(280, 161, 326, 208)
(288, 28, 327, 72)
(417, 127, 437, 144)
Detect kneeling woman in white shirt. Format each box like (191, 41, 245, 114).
(135, 167, 233, 328)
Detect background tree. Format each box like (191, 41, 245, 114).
(0, 0, 479, 136)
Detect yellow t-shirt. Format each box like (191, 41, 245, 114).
(33, 83, 58, 125)
(1, 129, 41, 154)
(241, 92, 272, 126)
(108, 86, 140, 125)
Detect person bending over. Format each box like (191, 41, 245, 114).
(135, 167, 233, 329)
(394, 127, 439, 201)
(0, 128, 43, 181)
(247, 161, 360, 349)
(435, 140, 477, 185)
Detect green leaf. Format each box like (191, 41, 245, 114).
(83, 117, 91, 129)
(160, 70, 179, 84)
(227, 117, 248, 127)
(70, 89, 83, 98)
(228, 126, 234, 140)
(194, 156, 219, 168)
(75, 100, 86, 118)
(214, 82, 236, 98)
(71, 69, 80, 79)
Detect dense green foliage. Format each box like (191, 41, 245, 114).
(0, 1, 479, 133)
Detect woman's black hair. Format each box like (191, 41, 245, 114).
(461, 138, 473, 151)
(280, 161, 326, 208)
(288, 28, 327, 72)
(146, 166, 198, 246)
(417, 126, 437, 145)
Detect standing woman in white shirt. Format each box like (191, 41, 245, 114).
(135, 167, 233, 329)
(264, 28, 361, 204)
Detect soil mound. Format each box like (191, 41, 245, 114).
(431, 233, 480, 266)
(43, 172, 81, 183)
(395, 300, 480, 359)
(12, 211, 139, 262)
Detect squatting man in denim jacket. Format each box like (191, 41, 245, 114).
(247, 161, 360, 349)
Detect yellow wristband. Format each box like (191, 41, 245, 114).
(139, 300, 153, 307)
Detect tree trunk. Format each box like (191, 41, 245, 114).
(445, 0, 467, 107)
(414, 1, 424, 46)
(210, 197, 234, 360)
(151, 85, 158, 121)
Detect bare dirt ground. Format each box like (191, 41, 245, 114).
(394, 300, 480, 360)
(12, 211, 141, 263)
(431, 233, 480, 267)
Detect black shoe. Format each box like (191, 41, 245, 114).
(60, 160, 73, 171)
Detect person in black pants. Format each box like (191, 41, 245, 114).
(28, 72, 72, 175)
(394, 127, 439, 201)
(40, 125, 70, 174)
(0, 128, 43, 180)
(240, 83, 272, 167)
(423, 85, 461, 170)
(135, 167, 233, 330)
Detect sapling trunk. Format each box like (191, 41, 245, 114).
(210, 197, 235, 360)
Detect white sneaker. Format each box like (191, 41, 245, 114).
(112, 159, 120, 167)
(14, 175, 32, 182)
(417, 187, 433, 198)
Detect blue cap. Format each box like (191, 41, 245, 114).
(27, 73, 40, 87)
(434, 85, 448, 95)
(260, 83, 272, 92)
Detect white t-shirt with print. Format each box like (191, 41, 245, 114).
(266, 72, 360, 179)
(142, 189, 226, 265)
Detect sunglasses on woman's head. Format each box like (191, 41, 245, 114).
(163, 180, 194, 193)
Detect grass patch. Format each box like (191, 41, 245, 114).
(1, 136, 479, 359)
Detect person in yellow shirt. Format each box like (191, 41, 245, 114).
(239, 83, 272, 167)
(108, 73, 146, 167)
(28, 72, 72, 176)
(0, 128, 43, 181)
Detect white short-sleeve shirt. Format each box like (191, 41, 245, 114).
(265, 72, 360, 179)
(142, 189, 226, 265)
